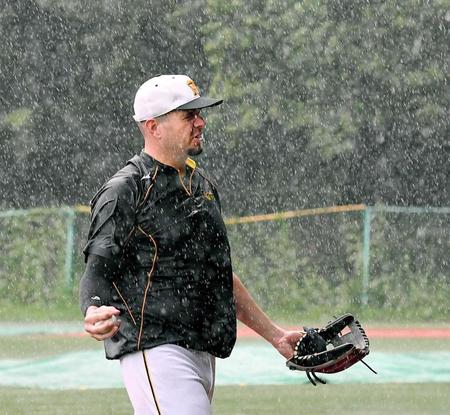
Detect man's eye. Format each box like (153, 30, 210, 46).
(184, 111, 199, 120)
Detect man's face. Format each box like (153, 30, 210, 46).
(158, 109, 206, 157)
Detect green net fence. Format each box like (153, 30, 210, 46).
(1, 205, 449, 321)
(0, 207, 86, 305)
(227, 206, 450, 320)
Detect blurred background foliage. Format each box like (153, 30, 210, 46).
(1, 0, 448, 215)
(0, 1, 449, 321)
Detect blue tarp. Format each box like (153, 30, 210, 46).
(1, 341, 449, 389)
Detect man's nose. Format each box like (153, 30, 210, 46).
(194, 114, 206, 127)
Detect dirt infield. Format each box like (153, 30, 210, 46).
(1, 322, 449, 339)
(237, 326, 450, 339)
(50, 326, 450, 339)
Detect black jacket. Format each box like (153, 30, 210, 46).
(82, 151, 236, 359)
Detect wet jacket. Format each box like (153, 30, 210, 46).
(83, 151, 236, 359)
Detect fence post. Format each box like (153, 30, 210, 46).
(361, 206, 373, 305)
(64, 207, 76, 291)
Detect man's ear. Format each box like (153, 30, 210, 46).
(144, 119, 161, 138)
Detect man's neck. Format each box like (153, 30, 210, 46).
(143, 147, 186, 173)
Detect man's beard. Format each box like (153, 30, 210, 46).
(187, 146, 203, 156)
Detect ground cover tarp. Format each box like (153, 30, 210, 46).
(1, 341, 449, 389)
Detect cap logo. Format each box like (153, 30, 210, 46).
(187, 79, 200, 96)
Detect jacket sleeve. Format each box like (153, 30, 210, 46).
(83, 176, 137, 261)
(79, 254, 119, 315)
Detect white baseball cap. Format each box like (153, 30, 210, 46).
(133, 74, 223, 122)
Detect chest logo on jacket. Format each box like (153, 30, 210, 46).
(203, 191, 215, 201)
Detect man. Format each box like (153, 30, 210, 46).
(80, 74, 302, 415)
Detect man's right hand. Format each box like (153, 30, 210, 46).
(84, 305, 121, 341)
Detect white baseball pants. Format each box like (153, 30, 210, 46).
(120, 344, 216, 415)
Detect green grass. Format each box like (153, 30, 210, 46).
(0, 300, 81, 322)
(0, 387, 132, 415)
(0, 335, 100, 359)
(1, 384, 450, 415)
(1, 326, 449, 414)
(213, 384, 450, 415)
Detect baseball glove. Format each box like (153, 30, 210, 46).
(286, 313, 376, 385)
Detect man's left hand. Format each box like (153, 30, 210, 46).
(273, 330, 305, 359)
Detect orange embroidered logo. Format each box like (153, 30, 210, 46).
(187, 79, 200, 96)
